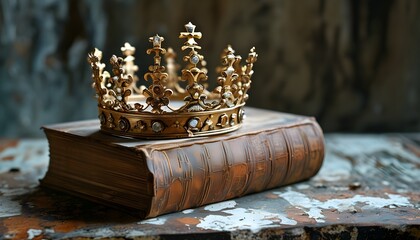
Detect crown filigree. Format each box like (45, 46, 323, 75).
(87, 22, 258, 139)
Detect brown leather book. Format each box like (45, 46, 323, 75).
(41, 107, 325, 218)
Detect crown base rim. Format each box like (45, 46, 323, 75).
(100, 124, 242, 139)
(98, 104, 246, 139)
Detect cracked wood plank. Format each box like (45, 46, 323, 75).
(0, 134, 419, 239)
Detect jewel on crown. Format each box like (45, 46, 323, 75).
(87, 22, 258, 139)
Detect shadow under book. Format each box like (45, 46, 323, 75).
(41, 107, 325, 218)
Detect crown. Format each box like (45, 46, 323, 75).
(87, 22, 258, 139)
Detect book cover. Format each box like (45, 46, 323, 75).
(42, 107, 325, 218)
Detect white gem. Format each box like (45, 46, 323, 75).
(189, 118, 199, 128)
(152, 122, 163, 133)
(153, 36, 160, 46)
(106, 83, 111, 88)
(238, 109, 245, 122)
(191, 55, 199, 65)
(117, 96, 122, 101)
(113, 76, 118, 81)
(185, 22, 195, 33)
(116, 87, 121, 93)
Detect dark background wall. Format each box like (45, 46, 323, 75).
(1, 0, 419, 137)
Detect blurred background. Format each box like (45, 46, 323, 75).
(1, 0, 419, 137)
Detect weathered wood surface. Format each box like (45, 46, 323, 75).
(0, 134, 419, 239)
(1, 0, 420, 137)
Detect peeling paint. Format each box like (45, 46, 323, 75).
(60, 227, 118, 239)
(296, 184, 310, 190)
(204, 200, 237, 211)
(324, 136, 420, 182)
(197, 208, 297, 232)
(313, 154, 352, 182)
(182, 209, 194, 214)
(90, 228, 115, 237)
(44, 228, 55, 234)
(0, 140, 48, 174)
(27, 229, 42, 240)
(382, 181, 390, 186)
(275, 190, 413, 223)
(125, 230, 146, 238)
(139, 217, 167, 225)
(1, 187, 33, 196)
(314, 135, 420, 184)
(377, 156, 420, 182)
(0, 196, 22, 218)
(63, 227, 116, 238)
(327, 135, 420, 163)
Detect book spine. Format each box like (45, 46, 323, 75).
(145, 121, 324, 218)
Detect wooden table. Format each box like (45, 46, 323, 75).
(1, 134, 419, 239)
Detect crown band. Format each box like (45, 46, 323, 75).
(88, 22, 257, 139)
(99, 103, 245, 139)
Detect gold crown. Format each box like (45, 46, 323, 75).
(87, 22, 258, 139)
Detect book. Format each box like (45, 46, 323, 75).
(41, 107, 325, 218)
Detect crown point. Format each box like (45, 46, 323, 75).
(149, 34, 164, 48)
(121, 43, 136, 58)
(185, 22, 196, 33)
(227, 45, 234, 53)
(94, 48, 102, 57)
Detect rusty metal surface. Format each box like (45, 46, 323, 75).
(0, 135, 419, 239)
